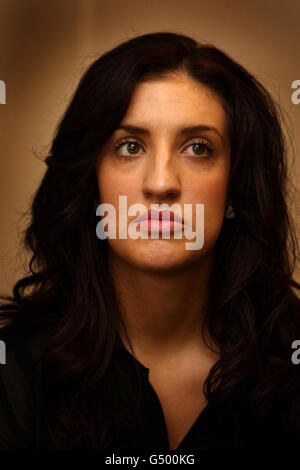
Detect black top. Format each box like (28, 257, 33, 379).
(0, 322, 299, 450)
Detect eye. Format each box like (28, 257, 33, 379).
(112, 136, 216, 160)
(113, 138, 144, 159)
(183, 138, 216, 158)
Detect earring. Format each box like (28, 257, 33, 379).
(225, 204, 236, 219)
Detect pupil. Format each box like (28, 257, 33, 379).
(128, 143, 138, 153)
(194, 143, 204, 154)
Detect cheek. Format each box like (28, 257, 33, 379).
(189, 168, 228, 209)
(97, 162, 134, 205)
(188, 170, 229, 244)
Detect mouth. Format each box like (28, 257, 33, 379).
(133, 209, 185, 234)
(134, 209, 184, 224)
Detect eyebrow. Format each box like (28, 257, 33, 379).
(115, 124, 224, 141)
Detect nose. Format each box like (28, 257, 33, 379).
(141, 149, 181, 202)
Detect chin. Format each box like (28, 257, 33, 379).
(127, 249, 191, 273)
(107, 239, 201, 273)
(132, 260, 187, 274)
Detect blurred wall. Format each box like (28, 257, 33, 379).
(0, 0, 299, 295)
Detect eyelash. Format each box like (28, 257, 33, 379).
(112, 137, 216, 160)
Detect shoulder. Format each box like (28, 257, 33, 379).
(254, 392, 300, 449)
(0, 321, 51, 449)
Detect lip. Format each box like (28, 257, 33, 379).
(138, 219, 184, 234)
(134, 209, 184, 224)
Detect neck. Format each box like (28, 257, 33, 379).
(108, 247, 217, 363)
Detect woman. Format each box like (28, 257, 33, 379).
(0, 31, 299, 450)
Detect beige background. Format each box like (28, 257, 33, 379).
(0, 0, 299, 296)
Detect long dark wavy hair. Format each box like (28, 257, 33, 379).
(1, 31, 300, 449)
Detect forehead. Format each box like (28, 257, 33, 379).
(122, 74, 227, 133)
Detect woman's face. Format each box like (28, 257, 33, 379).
(96, 73, 231, 272)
